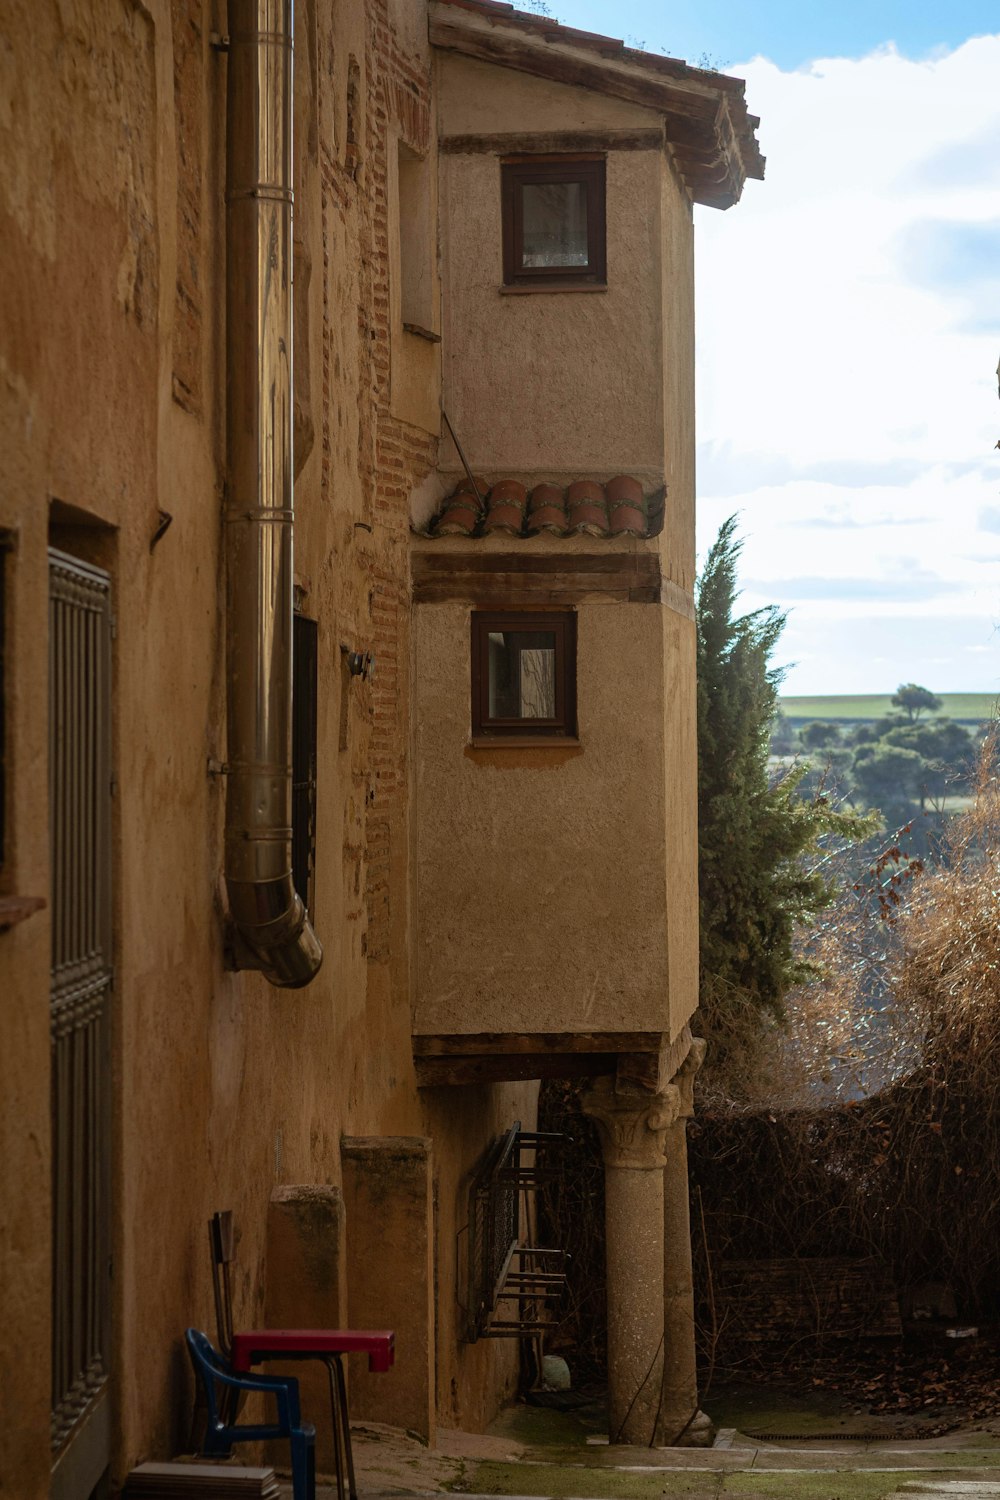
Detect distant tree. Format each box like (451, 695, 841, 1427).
(770, 710, 797, 755)
(851, 743, 925, 823)
(850, 713, 907, 747)
(883, 717, 971, 763)
(892, 683, 942, 722)
(697, 518, 876, 1029)
(800, 720, 843, 751)
(882, 718, 974, 809)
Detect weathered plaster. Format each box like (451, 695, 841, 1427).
(413, 601, 676, 1037)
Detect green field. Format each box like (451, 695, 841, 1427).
(780, 692, 998, 724)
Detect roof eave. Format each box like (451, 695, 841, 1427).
(429, 0, 765, 209)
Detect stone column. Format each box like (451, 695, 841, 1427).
(582, 1077, 679, 1445)
(656, 1038, 714, 1447)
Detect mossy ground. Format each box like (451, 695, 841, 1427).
(449, 1460, 939, 1500)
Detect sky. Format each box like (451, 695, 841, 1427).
(547, 1, 1000, 695)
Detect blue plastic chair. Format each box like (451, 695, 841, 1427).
(186, 1328, 316, 1500)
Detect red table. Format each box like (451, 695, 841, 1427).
(231, 1329, 395, 1500)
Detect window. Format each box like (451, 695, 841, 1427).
(501, 157, 606, 287)
(292, 613, 318, 918)
(471, 612, 576, 739)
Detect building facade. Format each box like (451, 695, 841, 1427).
(0, 1, 761, 1495)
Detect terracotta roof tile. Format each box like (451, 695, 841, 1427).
(421, 477, 663, 540)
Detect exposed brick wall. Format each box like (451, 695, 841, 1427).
(171, 1, 204, 414)
(319, 0, 436, 967)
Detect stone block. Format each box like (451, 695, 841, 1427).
(265, 1185, 347, 1473)
(341, 1137, 435, 1443)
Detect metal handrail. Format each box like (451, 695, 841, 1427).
(466, 1123, 570, 1341)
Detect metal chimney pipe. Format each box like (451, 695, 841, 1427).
(224, 0, 322, 987)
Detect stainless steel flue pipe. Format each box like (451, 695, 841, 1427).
(224, 0, 322, 986)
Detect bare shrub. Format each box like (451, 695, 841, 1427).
(541, 735, 1000, 1384)
(695, 730, 1000, 1320)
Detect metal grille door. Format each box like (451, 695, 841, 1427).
(48, 548, 113, 1495)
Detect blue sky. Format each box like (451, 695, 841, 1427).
(544, 1, 1000, 695)
(547, 0, 1000, 73)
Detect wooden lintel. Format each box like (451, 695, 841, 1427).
(412, 551, 662, 606)
(415, 1052, 620, 1088)
(441, 129, 664, 156)
(413, 1030, 667, 1057)
(413, 581, 657, 606)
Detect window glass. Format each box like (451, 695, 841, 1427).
(521, 182, 588, 268)
(487, 630, 557, 719)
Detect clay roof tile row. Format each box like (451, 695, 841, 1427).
(427, 476, 663, 540)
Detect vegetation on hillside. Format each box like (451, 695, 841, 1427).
(774, 683, 981, 833)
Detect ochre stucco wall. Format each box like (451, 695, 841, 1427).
(421, 44, 701, 1049)
(412, 596, 677, 1037)
(439, 157, 666, 486)
(437, 53, 676, 489)
(0, 3, 530, 1496)
(438, 51, 660, 136)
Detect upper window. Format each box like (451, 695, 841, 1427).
(471, 612, 577, 739)
(501, 157, 606, 288)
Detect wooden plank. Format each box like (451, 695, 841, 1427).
(412, 580, 648, 606)
(412, 551, 663, 606)
(413, 1030, 667, 1056)
(441, 129, 664, 155)
(430, 17, 717, 122)
(659, 579, 696, 621)
(414, 1052, 620, 1088)
(414, 551, 661, 578)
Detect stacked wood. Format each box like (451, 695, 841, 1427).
(123, 1462, 280, 1499)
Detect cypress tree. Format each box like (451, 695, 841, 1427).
(696, 517, 874, 1034)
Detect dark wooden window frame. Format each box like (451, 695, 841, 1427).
(471, 611, 577, 739)
(501, 155, 606, 287)
(292, 612, 318, 919)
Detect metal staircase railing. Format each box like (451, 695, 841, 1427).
(466, 1123, 569, 1341)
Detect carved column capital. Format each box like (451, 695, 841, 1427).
(582, 1077, 680, 1170)
(670, 1037, 707, 1120)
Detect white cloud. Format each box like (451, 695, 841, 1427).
(695, 36, 1000, 693)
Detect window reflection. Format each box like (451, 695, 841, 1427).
(521, 181, 589, 268)
(487, 631, 557, 719)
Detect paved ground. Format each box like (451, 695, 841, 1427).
(296, 1406, 1000, 1500)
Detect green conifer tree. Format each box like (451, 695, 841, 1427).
(697, 518, 875, 1038)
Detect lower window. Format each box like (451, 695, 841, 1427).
(471, 611, 576, 738)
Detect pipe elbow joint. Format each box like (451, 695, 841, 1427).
(228, 877, 324, 989)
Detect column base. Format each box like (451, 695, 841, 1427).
(655, 1408, 716, 1448)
